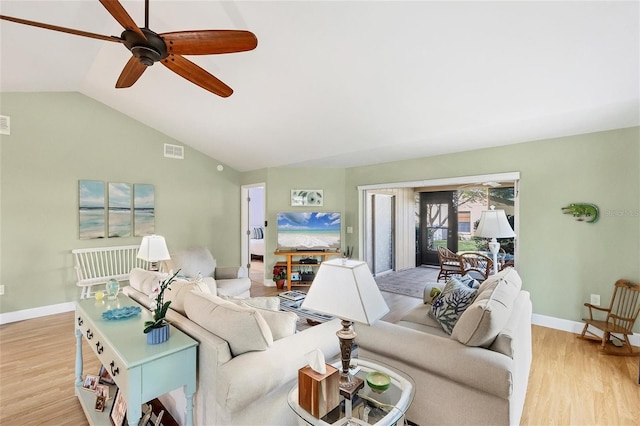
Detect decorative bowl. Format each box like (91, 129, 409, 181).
(366, 371, 391, 393)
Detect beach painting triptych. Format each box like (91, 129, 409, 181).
(79, 180, 155, 239)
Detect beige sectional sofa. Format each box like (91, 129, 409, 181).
(356, 268, 532, 426)
(123, 266, 341, 425)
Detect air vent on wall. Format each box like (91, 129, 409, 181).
(164, 143, 184, 159)
(0, 115, 10, 135)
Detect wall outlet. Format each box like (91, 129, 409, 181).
(0, 284, 4, 295)
(590, 294, 600, 306)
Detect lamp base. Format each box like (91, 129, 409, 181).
(336, 319, 363, 399)
(488, 239, 500, 275)
(339, 374, 364, 400)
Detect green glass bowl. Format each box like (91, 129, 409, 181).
(366, 371, 391, 392)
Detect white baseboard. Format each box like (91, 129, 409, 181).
(2, 304, 638, 347)
(532, 313, 640, 346)
(0, 302, 75, 325)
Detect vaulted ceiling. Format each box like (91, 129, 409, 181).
(1, 1, 638, 172)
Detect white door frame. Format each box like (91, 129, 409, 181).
(357, 172, 521, 267)
(241, 182, 266, 278)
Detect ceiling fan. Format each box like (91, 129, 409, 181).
(0, 0, 258, 97)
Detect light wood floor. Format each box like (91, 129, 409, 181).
(1, 277, 638, 425)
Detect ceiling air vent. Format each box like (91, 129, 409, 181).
(0, 115, 10, 135)
(164, 143, 184, 159)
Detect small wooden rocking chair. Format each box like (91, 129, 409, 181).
(579, 279, 640, 356)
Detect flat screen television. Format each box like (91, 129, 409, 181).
(276, 212, 341, 252)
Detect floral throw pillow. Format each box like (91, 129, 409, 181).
(431, 278, 478, 334)
(459, 273, 481, 289)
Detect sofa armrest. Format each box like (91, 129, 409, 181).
(355, 321, 514, 399)
(215, 266, 248, 280)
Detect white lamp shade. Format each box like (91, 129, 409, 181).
(475, 208, 516, 239)
(137, 235, 170, 262)
(301, 259, 389, 324)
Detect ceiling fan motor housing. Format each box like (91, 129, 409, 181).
(122, 28, 168, 66)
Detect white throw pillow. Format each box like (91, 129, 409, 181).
(451, 268, 522, 347)
(220, 295, 280, 311)
(240, 303, 298, 340)
(184, 291, 273, 356)
(163, 278, 211, 315)
(128, 268, 167, 297)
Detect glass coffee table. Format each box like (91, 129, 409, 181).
(288, 358, 414, 425)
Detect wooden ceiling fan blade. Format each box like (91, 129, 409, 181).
(0, 15, 121, 43)
(161, 54, 233, 97)
(161, 30, 258, 55)
(98, 0, 146, 40)
(116, 57, 147, 88)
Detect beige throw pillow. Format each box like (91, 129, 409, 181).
(451, 268, 522, 347)
(240, 303, 298, 340)
(163, 278, 211, 316)
(184, 291, 273, 356)
(220, 295, 280, 311)
(128, 268, 167, 296)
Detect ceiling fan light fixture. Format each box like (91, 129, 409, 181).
(131, 45, 161, 66)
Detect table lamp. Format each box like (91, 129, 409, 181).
(137, 235, 170, 271)
(301, 259, 389, 395)
(475, 206, 516, 274)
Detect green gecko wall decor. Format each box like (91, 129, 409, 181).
(561, 203, 599, 223)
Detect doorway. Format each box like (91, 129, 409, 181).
(241, 183, 265, 284)
(418, 191, 457, 266)
(365, 193, 395, 276)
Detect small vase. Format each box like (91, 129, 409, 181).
(146, 324, 170, 345)
(106, 279, 120, 300)
(276, 279, 285, 289)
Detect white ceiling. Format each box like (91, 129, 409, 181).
(1, 1, 638, 172)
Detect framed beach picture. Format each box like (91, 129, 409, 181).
(108, 183, 132, 238)
(134, 184, 155, 236)
(79, 180, 105, 239)
(291, 189, 323, 206)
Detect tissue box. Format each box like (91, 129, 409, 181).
(298, 364, 339, 418)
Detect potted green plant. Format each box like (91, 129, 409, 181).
(144, 269, 180, 344)
(272, 265, 287, 290)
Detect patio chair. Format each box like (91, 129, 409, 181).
(459, 252, 494, 282)
(579, 279, 640, 356)
(437, 246, 462, 282)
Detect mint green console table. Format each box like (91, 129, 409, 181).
(74, 295, 198, 426)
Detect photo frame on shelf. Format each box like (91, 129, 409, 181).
(95, 395, 106, 412)
(99, 365, 116, 385)
(110, 388, 127, 426)
(82, 374, 99, 392)
(291, 189, 323, 206)
(96, 384, 109, 399)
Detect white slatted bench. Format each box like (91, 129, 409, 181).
(72, 245, 151, 299)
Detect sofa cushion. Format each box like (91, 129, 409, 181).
(241, 304, 298, 341)
(219, 295, 280, 311)
(129, 268, 167, 296)
(431, 277, 478, 334)
(164, 278, 211, 315)
(184, 291, 273, 356)
(166, 247, 217, 278)
(451, 268, 522, 347)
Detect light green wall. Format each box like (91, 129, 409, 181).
(261, 168, 346, 278)
(345, 127, 640, 331)
(0, 92, 242, 313)
(2, 92, 639, 334)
